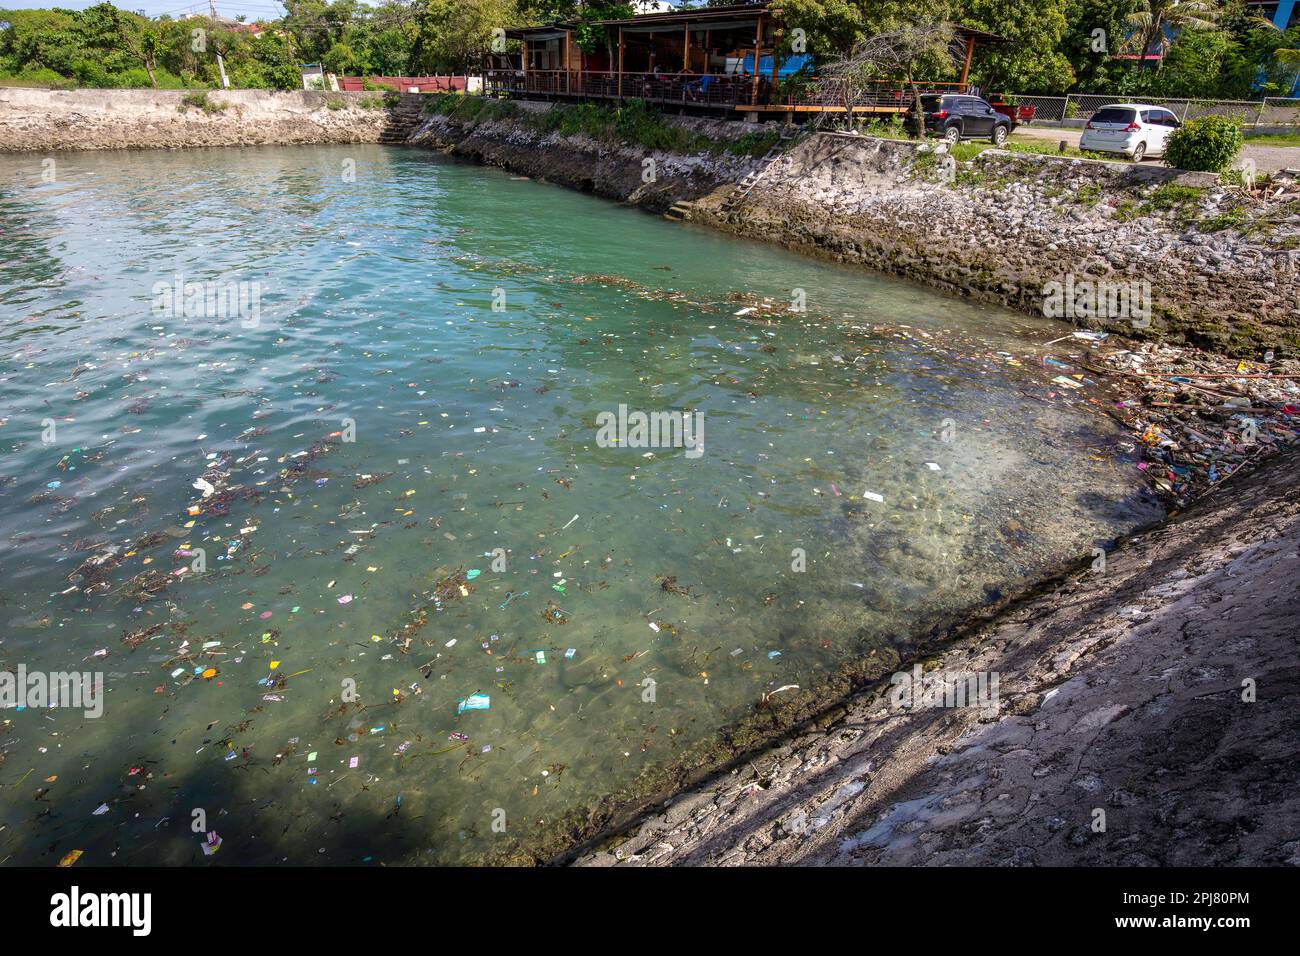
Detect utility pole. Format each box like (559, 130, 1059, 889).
(210, 0, 230, 88)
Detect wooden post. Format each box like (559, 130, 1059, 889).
(750, 15, 764, 106)
(617, 27, 625, 100)
(960, 36, 975, 89)
(564, 30, 571, 94)
(769, 24, 780, 100)
(683, 24, 690, 71)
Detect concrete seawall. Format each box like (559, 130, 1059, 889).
(0, 88, 397, 151)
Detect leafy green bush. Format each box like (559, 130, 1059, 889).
(177, 91, 227, 114)
(728, 129, 780, 157)
(1163, 115, 1243, 172)
(0, 66, 77, 89)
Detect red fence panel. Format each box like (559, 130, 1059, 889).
(336, 76, 468, 93)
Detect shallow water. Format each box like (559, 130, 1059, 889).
(0, 144, 1162, 865)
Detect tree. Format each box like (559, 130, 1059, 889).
(819, 18, 959, 136)
(78, 3, 161, 87)
(964, 0, 1074, 92)
(1061, 0, 1141, 90)
(1122, 0, 1221, 66)
(410, 0, 518, 74)
(574, 3, 633, 56)
(1239, 4, 1300, 95)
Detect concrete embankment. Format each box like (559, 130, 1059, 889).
(573, 447, 1300, 867)
(411, 103, 1300, 357)
(0, 88, 402, 151)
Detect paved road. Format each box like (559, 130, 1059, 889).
(1013, 124, 1300, 173)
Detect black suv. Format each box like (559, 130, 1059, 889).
(906, 94, 1014, 145)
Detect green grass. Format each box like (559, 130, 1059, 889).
(1074, 183, 1103, 205)
(427, 93, 520, 122)
(727, 129, 782, 157)
(1242, 131, 1300, 147)
(1199, 208, 1250, 232)
(864, 128, 1122, 163)
(430, 96, 770, 156)
(1146, 183, 1205, 211)
(525, 100, 722, 154)
(177, 91, 227, 114)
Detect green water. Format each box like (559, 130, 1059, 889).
(0, 144, 1161, 865)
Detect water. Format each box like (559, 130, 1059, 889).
(0, 145, 1162, 865)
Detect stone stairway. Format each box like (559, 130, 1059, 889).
(664, 200, 695, 221)
(378, 94, 424, 145)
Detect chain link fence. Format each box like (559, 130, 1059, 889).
(1003, 93, 1300, 127)
(1003, 94, 1068, 123)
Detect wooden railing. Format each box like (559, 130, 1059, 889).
(775, 79, 969, 110)
(485, 70, 969, 111)
(486, 69, 764, 108)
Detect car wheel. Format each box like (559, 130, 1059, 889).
(1131, 142, 1146, 162)
(943, 125, 961, 145)
(991, 124, 1008, 146)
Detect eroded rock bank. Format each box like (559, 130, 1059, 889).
(574, 447, 1300, 867)
(409, 98, 768, 215)
(411, 102, 1300, 357)
(0, 88, 399, 151)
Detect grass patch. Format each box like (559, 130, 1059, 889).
(1146, 183, 1205, 212)
(861, 116, 910, 140)
(1074, 183, 1103, 205)
(326, 97, 346, 111)
(524, 100, 716, 154)
(432, 96, 775, 157)
(177, 91, 227, 114)
(427, 93, 519, 121)
(1242, 131, 1300, 147)
(1112, 198, 1141, 221)
(728, 129, 781, 158)
(1198, 208, 1250, 232)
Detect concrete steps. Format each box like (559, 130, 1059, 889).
(664, 200, 695, 221)
(378, 97, 424, 145)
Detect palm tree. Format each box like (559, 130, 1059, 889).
(1123, 0, 1221, 68)
(1248, 15, 1300, 93)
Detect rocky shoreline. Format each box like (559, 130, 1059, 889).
(7, 90, 1296, 358)
(410, 103, 1300, 358)
(572, 446, 1300, 867)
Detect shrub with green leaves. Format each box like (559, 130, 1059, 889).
(1163, 115, 1243, 173)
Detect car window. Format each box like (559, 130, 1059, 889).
(919, 95, 945, 111)
(1140, 110, 1151, 123)
(1092, 107, 1136, 124)
(1153, 110, 1179, 126)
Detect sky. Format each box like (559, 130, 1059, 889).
(5, 1, 291, 17)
